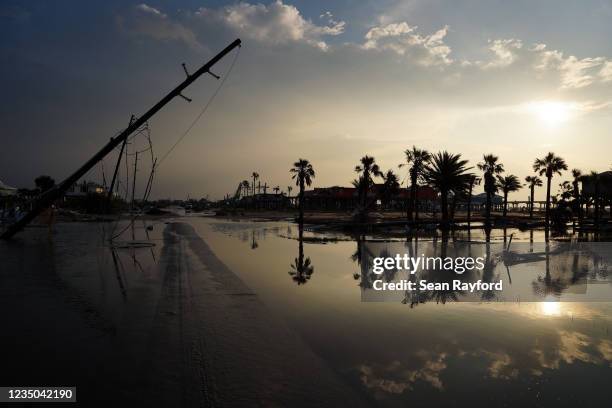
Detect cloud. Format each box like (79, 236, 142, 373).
(362, 22, 453, 66)
(531, 43, 607, 89)
(196, 1, 345, 51)
(120, 3, 203, 52)
(598, 60, 612, 82)
(480, 39, 523, 69)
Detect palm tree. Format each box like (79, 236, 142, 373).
(381, 170, 400, 209)
(423, 151, 472, 226)
(587, 170, 601, 224)
(466, 175, 481, 225)
(290, 159, 315, 223)
(477, 154, 504, 227)
(273, 186, 280, 195)
(524, 175, 543, 219)
(496, 175, 522, 218)
(533, 152, 568, 227)
(399, 147, 431, 222)
(571, 169, 582, 218)
(251, 172, 259, 196)
(287, 186, 293, 196)
(354, 155, 383, 209)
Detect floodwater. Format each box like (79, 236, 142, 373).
(1, 217, 611, 407)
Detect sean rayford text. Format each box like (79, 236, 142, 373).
(372, 254, 485, 275)
(372, 279, 503, 292)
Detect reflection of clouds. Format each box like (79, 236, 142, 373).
(358, 351, 448, 394)
(482, 351, 518, 380)
(597, 340, 612, 366)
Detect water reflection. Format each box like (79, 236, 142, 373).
(288, 224, 315, 285)
(358, 234, 612, 303)
(186, 218, 612, 407)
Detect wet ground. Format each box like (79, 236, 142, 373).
(1, 217, 611, 407)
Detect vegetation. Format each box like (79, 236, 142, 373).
(399, 147, 431, 222)
(533, 152, 568, 226)
(477, 154, 504, 227)
(381, 170, 400, 208)
(34, 175, 55, 194)
(423, 151, 472, 226)
(290, 159, 315, 223)
(524, 175, 543, 219)
(354, 155, 383, 211)
(497, 175, 522, 218)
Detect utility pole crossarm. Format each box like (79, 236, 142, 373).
(1, 38, 241, 240)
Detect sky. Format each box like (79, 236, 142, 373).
(1, 0, 612, 201)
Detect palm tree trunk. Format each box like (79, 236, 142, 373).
(298, 178, 305, 224)
(485, 191, 492, 226)
(440, 190, 449, 225)
(545, 176, 551, 227)
(467, 184, 473, 225)
(503, 191, 508, 218)
(408, 173, 417, 222)
(529, 185, 534, 219)
(414, 185, 420, 223)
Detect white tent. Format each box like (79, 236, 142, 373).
(0, 179, 18, 197)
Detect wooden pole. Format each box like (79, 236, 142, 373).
(1, 39, 241, 239)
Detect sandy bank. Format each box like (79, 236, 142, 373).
(149, 222, 371, 407)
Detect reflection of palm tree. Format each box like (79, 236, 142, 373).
(423, 151, 472, 227)
(533, 152, 567, 227)
(400, 147, 431, 222)
(496, 174, 522, 218)
(478, 154, 504, 227)
(289, 225, 314, 285)
(525, 175, 543, 219)
(290, 159, 315, 223)
(251, 230, 258, 250)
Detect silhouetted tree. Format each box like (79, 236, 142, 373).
(424, 151, 472, 227)
(354, 155, 383, 210)
(290, 159, 315, 223)
(525, 175, 543, 219)
(496, 174, 522, 218)
(466, 175, 481, 225)
(571, 168, 582, 218)
(533, 152, 567, 227)
(35, 175, 55, 193)
(251, 172, 259, 196)
(399, 146, 431, 222)
(478, 154, 504, 227)
(381, 169, 400, 208)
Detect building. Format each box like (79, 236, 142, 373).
(302, 185, 437, 211)
(65, 181, 107, 198)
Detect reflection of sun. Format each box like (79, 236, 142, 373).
(527, 101, 574, 127)
(540, 300, 561, 316)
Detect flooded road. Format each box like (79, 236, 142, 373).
(1, 217, 611, 407)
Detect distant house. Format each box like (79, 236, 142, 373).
(65, 181, 107, 198)
(241, 193, 290, 210)
(302, 185, 437, 211)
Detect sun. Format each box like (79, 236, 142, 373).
(526, 101, 574, 127)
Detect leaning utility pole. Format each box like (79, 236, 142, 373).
(1, 38, 241, 240)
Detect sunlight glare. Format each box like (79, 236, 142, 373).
(527, 101, 574, 127)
